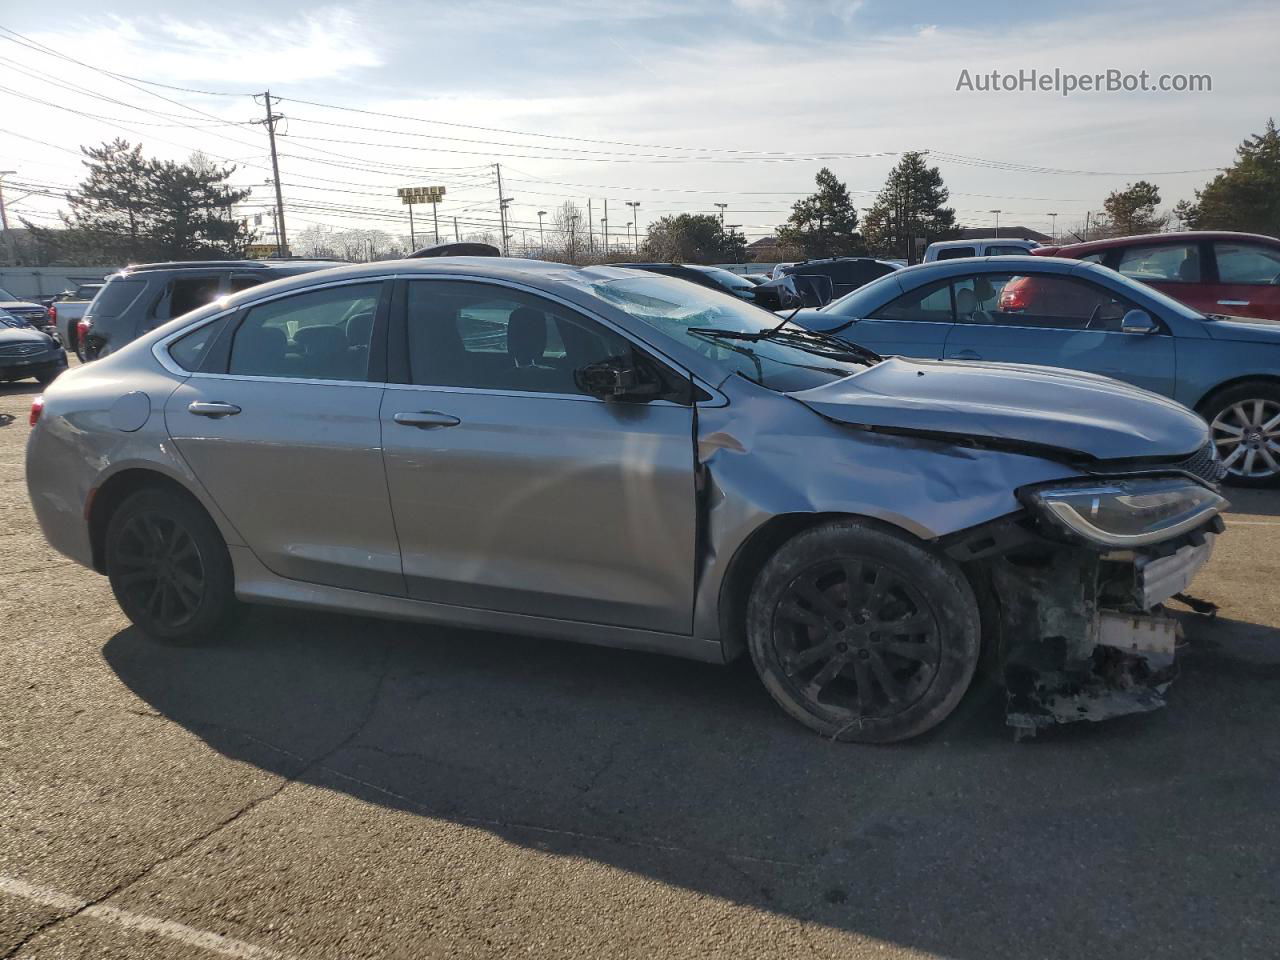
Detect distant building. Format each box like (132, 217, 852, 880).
(746, 236, 781, 261)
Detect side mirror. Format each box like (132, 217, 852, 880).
(574, 355, 662, 401)
(1120, 309, 1158, 334)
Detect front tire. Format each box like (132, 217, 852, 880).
(105, 488, 239, 643)
(1202, 381, 1280, 488)
(747, 520, 980, 744)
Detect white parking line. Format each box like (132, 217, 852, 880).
(1225, 519, 1280, 525)
(0, 875, 292, 960)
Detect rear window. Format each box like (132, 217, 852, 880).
(89, 278, 146, 316)
(986, 245, 1033, 256)
(936, 247, 976, 260)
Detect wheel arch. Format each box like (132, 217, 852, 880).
(88, 468, 210, 574)
(1192, 374, 1280, 416)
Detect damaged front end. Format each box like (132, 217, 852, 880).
(945, 474, 1226, 735)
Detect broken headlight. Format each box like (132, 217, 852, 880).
(1024, 477, 1225, 548)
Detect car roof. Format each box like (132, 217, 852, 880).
(928, 238, 1037, 248)
(1037, 231, 1279, 256)
(886, 255, 1089, 284)
(116, 258, 347, 274)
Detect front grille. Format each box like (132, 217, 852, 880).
(0, 342, 46, 358)
(1173, 441, 1227, 484)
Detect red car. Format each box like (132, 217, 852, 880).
(1032, 231, 1280, 323)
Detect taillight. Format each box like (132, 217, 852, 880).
(29, 396, 44, 427)
(1000, 281, 1030, 311)
(48, 304, 57, 323)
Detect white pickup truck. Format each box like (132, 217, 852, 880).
(47, 282, 105, 359)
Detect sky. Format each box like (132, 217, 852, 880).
(1, 0, 1277, 251)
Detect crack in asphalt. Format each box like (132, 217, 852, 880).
(2, 634, 395, 959)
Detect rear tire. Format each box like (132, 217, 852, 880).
(1201, 381, 1280, 488)
(105, 488, 240, 643)
(746, 519, 980, 744)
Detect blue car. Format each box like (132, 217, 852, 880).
(791, 255, 1280, 486)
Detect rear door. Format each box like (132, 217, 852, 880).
(1208, 239, 1280, 321)
(164, 278, 403, 595)
(380, 278, 698, 633)
(839, 278, 955, 358)
(941, 271, 1177, 396)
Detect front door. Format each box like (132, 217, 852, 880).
(164, 279, 404, 595)
(941, 272, 1177, 397)
(380, 279, 698, 633)
(839, 277, 956, 358)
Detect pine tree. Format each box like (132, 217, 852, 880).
(775, 168, 863, 259)
(1185, 118, 1280, 235)
(1102, 181, 1166, 235)
(861, 152, 957, 263)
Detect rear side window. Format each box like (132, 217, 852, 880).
(228, 283, 381, 381)
(873, 280, 954, 322)
(169, 316, 231, 371)
(160, 277, 224, 319)
(1116, 243, 1200, 283)
(90, 278, 146, 316)
(229, 276, 266, 293)
(936, 247, 976, 260)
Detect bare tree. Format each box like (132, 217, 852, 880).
(553, 200, 583, 262)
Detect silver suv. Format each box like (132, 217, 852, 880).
(81, 259, 344, 360)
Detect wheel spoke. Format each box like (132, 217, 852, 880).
(778, 600, 825, 630)
(170, 570, 202, 609)
(118, 570, 154, 588)
(1233, 404, 1253, 428)
(1262, 410, 1280, 433)
(1260, 447, 1280, 475)
(1244, 448, 1259, 476)
(805, 653, 849, 698)
(842, 561, 868, 609)
(786, 642, 837, 674)
(1213, 422, 1244, 437)
(881, 640, 938, 665)
(850, 657, 873, 713)
(791, 580, 844, 623)
(1222, 444, 1247, 468)
(867, 651, 901, 704)
(876, 612, 931, 635)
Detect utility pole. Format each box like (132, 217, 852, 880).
(254, 92, 288, 257)
(602, 199, 608, 256)
(714, 202, 727, 223)
(0, 171, 13, 266)
(432, 195, 440, 243)
(537, 210, 547, 253)
(453, 217, 459, 242)
(587, 198, 594, 255)
(408, 203, 416, 248)
(494, 163, 511, 256)
(1046, 212, 1058, 241)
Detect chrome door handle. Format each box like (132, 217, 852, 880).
(1217, 300, 1249, 306)
(393, 411, 461, 429)
(188, 401, 241, 418)
(949, 350, 982, 360)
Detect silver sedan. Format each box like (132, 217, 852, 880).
(26, 259, 1227, 742)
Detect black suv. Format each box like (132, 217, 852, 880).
(774, 257, 901, 300)
(81, 259, 344, 360)
(615, 263, 760, 301)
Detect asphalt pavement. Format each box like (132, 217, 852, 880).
(2, 374, 1278, 959)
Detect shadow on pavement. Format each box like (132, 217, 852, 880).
(103, 605, 1280, 959)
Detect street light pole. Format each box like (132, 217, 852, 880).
(714, 202, 727, 223)
(625, 201, 640, 253)
(1046, 212, 1058, 241)
(989, 209, 1002, 236)
(0, 170, 13, 265)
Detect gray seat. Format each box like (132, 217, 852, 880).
(231, 325, 288, 377)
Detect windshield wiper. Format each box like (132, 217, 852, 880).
(687, 324, 882, 365)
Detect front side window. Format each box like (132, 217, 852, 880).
(980, 274, 1136, 331)
(228, 283, 380, 381)
(1215, 242, 1280, 285)
(406, 281, 631, 396)
(1116, 243, 1201, 283)
(572, 274, 870, 392)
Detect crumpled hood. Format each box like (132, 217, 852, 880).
(789, 357, 1208, 461)
(1203, 314, 1280, 344)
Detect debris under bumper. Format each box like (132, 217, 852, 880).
(952, 510, 1222, 735)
